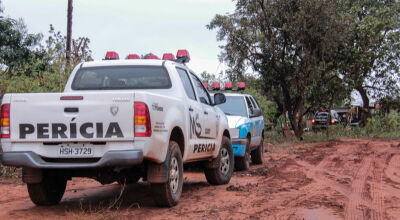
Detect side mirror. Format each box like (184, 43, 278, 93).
(214, 93, 226, 105)
(250, 109, 262, 118)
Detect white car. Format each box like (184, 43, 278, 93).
(217, 93, 264, 171)
(0, 50, 234, 207)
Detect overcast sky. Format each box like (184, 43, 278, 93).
(2, 0, 235, 74)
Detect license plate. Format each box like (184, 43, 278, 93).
(58, 144, 94, 157)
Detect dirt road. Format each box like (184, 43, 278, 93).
(0, 138, 400, 219)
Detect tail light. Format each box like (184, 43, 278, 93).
(134, 102, 151, 137)
(312, 119, 315, 124)
(0, 104, 10, 138)
(60, 96, 84, 100)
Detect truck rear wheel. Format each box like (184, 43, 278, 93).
(151, 140, 183, 207)
(251, 136, 265, 164)
(27, 172, 67, 206)
(204, 136, 234, 185)
(235, 139, 250, 171)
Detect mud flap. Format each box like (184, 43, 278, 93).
(147, 161, 168, 183)
(22, 168, 42, 184)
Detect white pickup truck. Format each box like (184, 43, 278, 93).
(0, 50, 234, 207)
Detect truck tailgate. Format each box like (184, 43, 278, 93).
(9, 92, 134, 142)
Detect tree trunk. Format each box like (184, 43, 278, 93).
(356, 86, 370, 127)
(66, 0, 73, 67)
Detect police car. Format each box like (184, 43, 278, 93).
(0, 50, 234, 207)
(211, 83, 264, 171)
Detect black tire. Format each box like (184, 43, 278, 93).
(27, 172, 67, 206)
(235, 139, 250, 171)
(204, 136, 234, 185)
(251, 136, 265, 164)
(151, 141, 183, 207)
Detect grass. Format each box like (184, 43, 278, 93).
(69, 183, 137, 220)
(265, 123, 400, 147)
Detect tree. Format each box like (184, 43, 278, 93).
(66, 0, 73, 67)
(339, 0, 400, 126)
(199, 71, 217, 85)
(208, 0, 352, 139)
(0, 13, 43, 74)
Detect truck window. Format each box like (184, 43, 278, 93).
(217, 96, 247, 117)
(190, 73, 211, 105)
(176, 68, 196, 100)
(245, 96, 254, 113)
(249, 96, 258, 109)
(72, 66, 171, 90)
(252, 97, 261, 110)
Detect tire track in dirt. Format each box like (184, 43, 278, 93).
(345, 155, 372, 220)
(370, 159, 384, 220)
(297, 160, 352, 199)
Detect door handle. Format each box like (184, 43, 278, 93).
(189, 107, 194, 112)
(64, 107, 79, 113)
(204, 111, 208, 115)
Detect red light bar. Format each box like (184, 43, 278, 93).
(162, 53, 175, 60)
(176, 49, 190, 63)
(127, 54, 140, 59)
(203, 82, 209, 89)
(212, 82, 220, 90)
(225, 82, 233, 90)
(105, 51, 119, 60)
(322, 109, 327, 112)
(238, 82, 245, 90)
(147, 54, 159, 59)
(60, 96, 84, 101)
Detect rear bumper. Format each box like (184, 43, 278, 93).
(0, 150, 143, 169)
(232, 138, 247, 157)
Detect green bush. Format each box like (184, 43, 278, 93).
(265, 113, 400, 145)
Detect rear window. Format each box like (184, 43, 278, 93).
(72, 66, 171, 90)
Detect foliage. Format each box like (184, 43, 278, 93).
(266, 113, 400, 145)
(338, 0, 400, 125)
(208, 0, 353, 139)
(200, 71, 217, 85)
(379, 96, 400, 113)
(0, 15, 43, 73)
(244, 87, 277, 128)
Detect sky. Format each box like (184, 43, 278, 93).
(1, 0, 236, 74)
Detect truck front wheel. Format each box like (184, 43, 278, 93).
(27, 172, 67, 206)
(251, 136, 265, 164)
(151, 140, 183, 207)
(204, 136, 234, 185)
(235, 139, 250, 171)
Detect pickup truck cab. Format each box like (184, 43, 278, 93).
(216, 93, 264, 171)
(0, 50, 234, 207)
